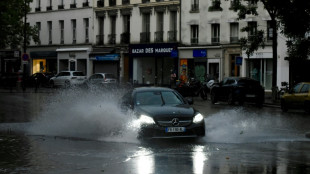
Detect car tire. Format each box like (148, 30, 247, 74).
(64, 81, 70, 88)
(211, 91, 217, 104)
(281, 99, 288, 112)
(50, 81, 54, 88)
(227, 92, 234, 105)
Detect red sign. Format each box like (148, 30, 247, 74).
(22, 53, 29, 61)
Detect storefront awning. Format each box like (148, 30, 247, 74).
(90, 54, 120, 61)
(56, 48, 90, 52)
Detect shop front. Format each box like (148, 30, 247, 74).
(89, 53, 120, 79)
(129, 43, 178, 86)
(179, 47, 220, 83)
(0, 50, 21, 73)
(243, 52, 273, 90)
(30, 51, 57, 74)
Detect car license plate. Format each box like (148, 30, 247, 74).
(246, 94, 255, 97)
(165, 127, 186, 133)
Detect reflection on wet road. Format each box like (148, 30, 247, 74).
(1, 88, 310, 173)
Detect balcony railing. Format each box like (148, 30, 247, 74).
(140, 32, 150, 43)
(122, 0, 129, 5)
(58, 5, 64, 9)
(121, 33, 130, 44)
(155, 31, 164, 43)
(96, 35, 104, 45)
(168, 31, 177, 42)
(156, 0, 164, 2)
(211, 37, 220, 44)
(142, 0, 150, 3)
(230, 36, 239, 43)
(191, 38, 198, 44)
(97, 0, 104, 7)
(46, 6, 52, 11)
(35, 7, 41, 12)
(70, 3, 76, 8)
(191, 3, 199, 12)
(83, 2, 89, 7)
(108, 34, 116, 44)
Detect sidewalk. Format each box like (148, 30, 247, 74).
(263, 91, 280, 108)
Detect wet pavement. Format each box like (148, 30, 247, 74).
(1, 87, 310, 174)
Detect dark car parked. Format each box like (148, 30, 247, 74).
(24, 72, 54, 87)
(120, 87, 205, 139)
(210, 77, 264, 106)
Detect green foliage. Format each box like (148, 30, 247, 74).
(0, 0, 38, 49)
(240, 30, 265, 58)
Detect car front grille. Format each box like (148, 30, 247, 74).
(157, 120, 192, 127)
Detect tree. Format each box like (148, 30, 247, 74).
(0, 0, 38, 50)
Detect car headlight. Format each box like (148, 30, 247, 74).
(193, 113, 204, 123)
(139, 115, 155, 124)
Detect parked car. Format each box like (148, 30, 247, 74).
(210, 77, 265, 106)
(281, 82, 310, 112)
(120, 87, 205, 139)
(86, 73, 117, 86)
(24, 72, 54, 87)
(50, 71, 86, 88)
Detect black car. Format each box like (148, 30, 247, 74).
(24, 72, 54, 87)
(210, 77, 264, 106)
(120, 87, 205, 139)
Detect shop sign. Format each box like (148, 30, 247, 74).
(193, 49, 207, 58)
(236, 56, 243, 65)
(129, 43, 178, 57)
(95, 54, 120, 61)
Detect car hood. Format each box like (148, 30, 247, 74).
(135, 104, 196, 120)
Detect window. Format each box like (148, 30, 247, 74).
(109, 16, 116, 44)
(142, 0, 150, 3)
(72, 19, 76, 44)
(211, 24, 220, 44)
(191, 0, 199, 12)
(84, 18, 89, 43)
(83, 0, 89, 7)
(267, 21, 273, 41)
(155, 12, 164, 42)
(58, 0, 64, 9)
(121, 15, 130, 44)
(71, 0, 76, 8)
(47, 0, 52, 10)
(59, 20, 64, 44)
(97, 17, 104, 45)
(191, 25, 199, 44)
(109, 0, 116, 6)
(35, 0, 41, 11)
(36, 22, 41, 45)
(97, 0, 104, 7)
(248, 21, 257, 40)
(168, 11, 177, 42)
(122, 0, 130, 5)
(209, 0, 223, 11)
(230, 23, 239, 43)
(141, 13, 150, 43)
(48, 21, 52, 44)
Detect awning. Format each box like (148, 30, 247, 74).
(89, 48, 115, 56)
(56, 48, 89, 52)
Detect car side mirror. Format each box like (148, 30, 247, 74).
(185, 97, 194, 105)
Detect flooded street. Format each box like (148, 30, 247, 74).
(1, 88, 310, 173)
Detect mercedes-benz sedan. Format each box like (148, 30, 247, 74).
(120, 87, 205, 139)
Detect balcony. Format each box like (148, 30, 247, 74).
(211, 37, 220, 44)
(230, 36, 239, 43)
(155, 31, 164, 43)
(208, 0, 223, 11)
(83, 2, 89, 7)
(109, 0, 116, 6)
(140, 32, 150, 43)
(122, 0, 129, 5)
(46, 6, 52, 11)
(97, 0, 104, 7)
(96, 35, 104, 45)
(70, 3, 76, 8)
(108, 34, 116, 45)
(121, 33, 130, 44)
(35, 7, 41, 12)
(168, 31, 177, 42)
(58, 5, 64, 9)
(191, 38, 198, 44)
(142, 0, 150, 3)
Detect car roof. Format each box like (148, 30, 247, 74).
(133, 87, 175, 93)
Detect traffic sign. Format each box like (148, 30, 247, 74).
(22, 53, 29, 61)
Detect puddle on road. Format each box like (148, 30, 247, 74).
(26, 86, 140, 144)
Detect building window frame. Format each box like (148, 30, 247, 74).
(191, 25, 199, 44)
(48, 21, 52, 44)
(72, 19, 77, 44)
(59, 20, 64, 44)
(230, 23, 239, 43)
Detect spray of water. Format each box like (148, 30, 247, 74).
(27, 86, 140, 143)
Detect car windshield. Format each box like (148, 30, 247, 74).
(135, 91, 184, 106)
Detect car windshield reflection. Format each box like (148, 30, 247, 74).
(135, 91, 184, 106)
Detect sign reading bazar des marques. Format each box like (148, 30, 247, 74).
(129, 43, 178, 57)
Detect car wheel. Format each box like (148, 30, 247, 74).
(64, 81, 70, 88)
(50, 80, 54, 88)
(211, 91, 217, 104)
(227, 92, 234, 105)
(304, 101, 310, 113)
(281, 99, 288, 112)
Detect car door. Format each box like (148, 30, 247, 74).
(286, 83, 302, 108)
(55, 72, 70, 86)
(295, 84, 310, 107)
